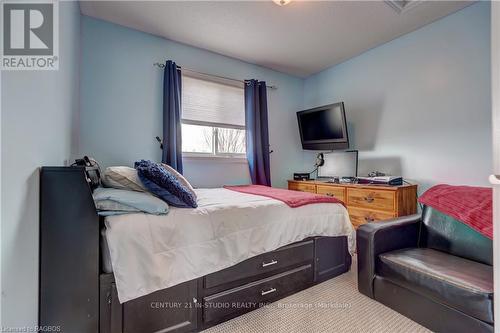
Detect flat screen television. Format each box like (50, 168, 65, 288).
(297, 102, 349, 150)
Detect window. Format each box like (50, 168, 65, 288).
(182, 74, 246, 158)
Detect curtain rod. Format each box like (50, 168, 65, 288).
(153, 62, 277, 90)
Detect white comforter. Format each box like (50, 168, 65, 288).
(105, 188, 355, 303)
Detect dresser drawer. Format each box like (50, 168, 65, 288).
(288, 182, 316, 193)
(348, 207, 395, 227)
(203, 264, 313, 323)
(204, 240, 313, 289)
(316, 185, 345, 202)
(347, 188, 395, 212)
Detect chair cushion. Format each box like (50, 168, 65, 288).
(421, 206, 492, 265)
(378, 248, 493, 324)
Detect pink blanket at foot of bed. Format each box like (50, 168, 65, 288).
(224, 184, 345, 208)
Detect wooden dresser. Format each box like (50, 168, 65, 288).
(288, 180, 418, 228)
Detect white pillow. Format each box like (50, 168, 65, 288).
(102, 166, 147, 192)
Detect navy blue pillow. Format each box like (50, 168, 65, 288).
(137, 173, 190, 208)
(135, 160, 198, 208)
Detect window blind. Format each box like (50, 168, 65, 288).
(182, 75, 245, 127)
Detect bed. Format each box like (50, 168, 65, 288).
(39, 167, 355, 333)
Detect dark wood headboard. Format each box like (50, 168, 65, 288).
(39, 166, 99, 331)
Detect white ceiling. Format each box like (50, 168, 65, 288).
(80, 1, 474, 77)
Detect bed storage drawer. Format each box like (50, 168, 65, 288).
(100, 276, 198, 333)
(203, 264, 313, 324)
(121, 279, 198, 333)
(204, 240, 314, 289)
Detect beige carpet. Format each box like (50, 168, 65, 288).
(203, 260, 431, 333)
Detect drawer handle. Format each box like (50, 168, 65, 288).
(363, 196, 374, 203)
(364, 217, 374, 223)
(261, 288, 277, 296)
(262, 260, 278, 267)
(326, 193, 335, 197)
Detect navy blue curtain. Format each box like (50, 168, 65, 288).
(245, 80, 271, 186)
(162, 60, 183, 173)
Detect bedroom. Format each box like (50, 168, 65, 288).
(1, 0, 498, 332)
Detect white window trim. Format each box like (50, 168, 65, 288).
(183, 153, 248, 164)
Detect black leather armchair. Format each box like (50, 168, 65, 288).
(357, 206, 493, 333)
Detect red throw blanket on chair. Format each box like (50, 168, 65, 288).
(418, 184, 492, 239)
(224, 184, 345, 208)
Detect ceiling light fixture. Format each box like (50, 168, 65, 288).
(273, 0, 292, 6)
(384, 0, 422, 14)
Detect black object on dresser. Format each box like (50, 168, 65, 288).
(357, 207, 493, 333)
(40, 167, 352, 333)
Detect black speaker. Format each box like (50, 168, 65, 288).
(293, 173, 310, 181)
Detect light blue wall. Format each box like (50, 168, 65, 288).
(304, 2, 491, 192)
(0, 0, 492, 327)
(0, 2, 81, 327)
(80, 16, 306, 189)
(82, 3, 492, 193)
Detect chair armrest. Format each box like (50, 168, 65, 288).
(357, 214, 421, 298)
